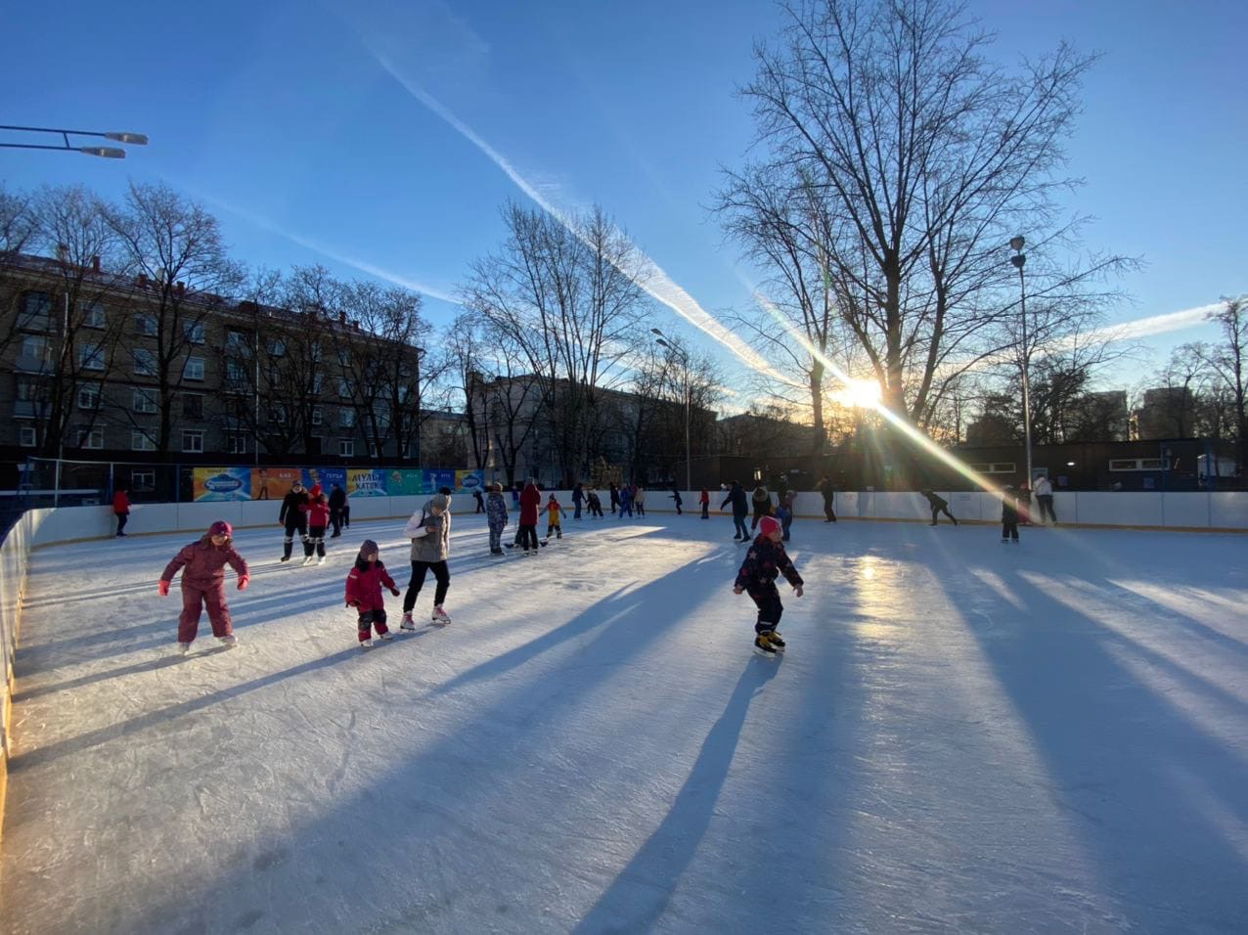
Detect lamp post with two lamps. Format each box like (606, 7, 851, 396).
(0, 124, 148, 159)
(1009, 235, 1033, 489)
(651, 328, 691, 492)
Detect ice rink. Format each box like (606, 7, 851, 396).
(3, 511, 1246, 934)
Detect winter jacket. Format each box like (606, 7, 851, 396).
(720, 485, 748, 516)
(922, 491, 948, 510)
(634, 488, 646, 505)
(486, 491, 509, 530)
(407, 503, 452, 562)
(279, 489, 309, 523)
(328, 487, 347, 511)
(751, 487, 771, 511)
(734, 536, 804, 598)
(112, 490, 130, 515)
(162, 536, 248, 588)
(542, 500, 562, 524)
(345, 560, 397, 612)
(1033, 477, 1053, 497)
(572, 486, 584, 504)
(1001, 492, 1020, 523)
(519, 484, 541, 525)
(307, 500, 331, 528)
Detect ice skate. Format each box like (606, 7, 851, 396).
(316, 555, 326, 565)
(400, 613, 416, 630)
(431, 606, 452, 625)
(280, 555, 290, 562)
(765, 630, 786, 648)
(177, 641, 191, 656)
(301, 555, 315, 566)
(376, 631, 394, 641)
(219, 634, 238, 648)
(359, 638, 373, 649)
(753, 632, 778, 654)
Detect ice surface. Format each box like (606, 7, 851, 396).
(3, 514, 1246, 933)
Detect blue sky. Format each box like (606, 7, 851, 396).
(4, 0, 1245, 401)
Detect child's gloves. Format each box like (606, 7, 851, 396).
(794, 585, 804, 597)
(238, 575, 250, 591)
(732, 586, 744, 595)
(158, 579, 170, 597)
(389, 587, 401, 596)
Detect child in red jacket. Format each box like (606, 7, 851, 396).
(303, 494, 331, 565)
(113, 485, 131, 537)
(159, 520, 250, 655)
(345, 539, 400, 648)
(733, 515, 804, 654)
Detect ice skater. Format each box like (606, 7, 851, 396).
(345, 538, 400, 648)
(113, 484, 131, 537)
(279, 480, 310, 561)
(699, 488, 710, 519)
(486, 482, 509, 554)
(159, 520, 249, 655)
(402, 494, 453, 626)
(303, 493, 330, 565)
(921, 489, 958, 526)
(733, 515, 804, 654)
(750, 482, 772, 531)
(542, 492, 564, 539)
(721, 480, 750, 540)
(586, 488, 604, 518)
(1001, 486, 1020, 543)
(328, 483, 347, 537)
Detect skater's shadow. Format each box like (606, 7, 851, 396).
(8, 647, 362, 773)
(13, 652, 186, 702)
(573, 656, 780, 934)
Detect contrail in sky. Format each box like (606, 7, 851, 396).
(365, 49, 784, 382)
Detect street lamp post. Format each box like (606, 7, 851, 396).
(651, 328, 691, 492)
(0, 124, 148, 158)
(1010, 236, 1032, 489)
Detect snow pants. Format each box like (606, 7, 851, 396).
(516, 524, 539, 551)
(488, 524, 505, 552)
(749, 587, 784, 634)
(283, 515, 308, 559)
(356, 606, 390, 641)
(823, 493, 837, 522)
(732, 512, 749, 539)
(1037, 495, 1057, 523)
(178, 580, 232, 643)
(1002, 521, 1019, 541)
(304, 524, 326, 558)
(404, 560, 449, 612)
(546, 522, 562, 539)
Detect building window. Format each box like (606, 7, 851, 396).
(18, 426, 37, 447)
(1109, 458, 1169, 472)
(133, 388, 158, 414)
(183, 320, 206, 344)
(17, 335, 49, 372)
(77, 426, 104, 449)
(311, 407, 324, 426)
(340, 407, 356, 428)
(81, 301, 106, 328)
(339, 439, 355, 457)
(369, 437, 385, 458)
(78, 383, 101, 410)
(182, 429, 204, 453)
(970, 462, 1017, 475)
(226, 328, 250, 352)
(184, 356, 205, 381)
(133, 348, 156, 376)
(16, 378, 40, 402)
(271, 404, 287, 424)
(131, 430, 156, 451)
(131, 470, 156, 493)
(79, 342, 105, 371)
(267, 338, 286, 357)
(19, 291, 53, 331)
(338, 379, 354, 399)
(312, 372, 324, 394)
(226, 358, 249, 386)
(228, 433, 249, 455)
(135, 313, 158, 336)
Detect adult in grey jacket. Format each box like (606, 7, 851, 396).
(401, 494, 453, 626)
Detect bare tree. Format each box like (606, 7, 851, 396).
(732, 0, 1130, 431)
(0, 182, 36, 255)
(461, 203, 648, 484)
(1200, 297, 1247, 473)
(102, 182, 244, 453)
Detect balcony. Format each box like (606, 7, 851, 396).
(13, 354, 52, 374)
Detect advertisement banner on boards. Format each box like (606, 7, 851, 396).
(387, 469, 426, 497)
(255, 467, 303, 501)
(192, 467, 252, 502)
(347, 469, 388, 497)
(423, 469, 456, 494)
(456, 470, 484, 493)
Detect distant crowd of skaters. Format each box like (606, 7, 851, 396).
(152, 472, 1057, 657)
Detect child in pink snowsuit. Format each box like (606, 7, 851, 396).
(344, 539, 400, 648)
(159, 520, 250, 654)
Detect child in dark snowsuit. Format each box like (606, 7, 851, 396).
(734, 515, 804, 654)
(921, 489, 958, 526)
(159, 520, 250, 654)
(345, 539, 400, 648)
(1001, 486, 1020, 543)
(486, 483, 509, 554)
(587, 489, 604, 518)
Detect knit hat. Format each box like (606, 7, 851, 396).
(430, 494, 450, 511)
(758, 515, 782, 538)
(209, 520, 232, 537)
(357, 539, 379, 561)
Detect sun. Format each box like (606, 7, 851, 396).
(835, 378, 883, 409)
